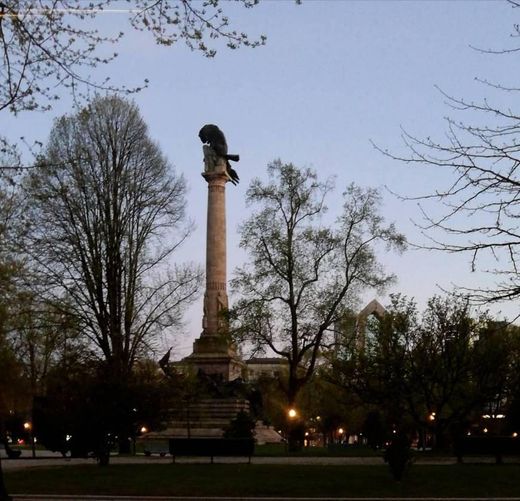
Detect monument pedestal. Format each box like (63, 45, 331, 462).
(140, 398, 250, 441)
(184, 335, 244, 381)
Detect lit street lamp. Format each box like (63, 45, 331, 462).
(23, 422, 35, 458)
(287, 408, 300, 452)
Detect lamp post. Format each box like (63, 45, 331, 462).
(23, 422, 35, 458)
(287, 408, 299, 452)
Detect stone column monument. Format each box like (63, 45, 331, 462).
(185, 126, 243, 381)
(145, 127, 282, 440)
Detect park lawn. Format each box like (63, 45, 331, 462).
(255, 443, 383, 457)
(5, 463, 520, 498)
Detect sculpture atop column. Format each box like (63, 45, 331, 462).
(199, 124, 240, 184)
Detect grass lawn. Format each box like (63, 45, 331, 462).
(255, 443, 383, 457)
(5, 463, 520, 498)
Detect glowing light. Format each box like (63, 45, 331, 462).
(288, 408, 297, 419)
(23, 422, 31, 430)
(316, 416, 321, 421)
(140, 426, 148, 434)
(483, 428, 488, 433)
(496, 414, 506, 419)
(513, 432, 518, 438)
(338, 428, 344, 435)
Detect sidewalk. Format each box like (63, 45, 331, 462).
(10, 495, 520, 501)
(1, 454, 466, 471)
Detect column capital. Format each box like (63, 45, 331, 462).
(202, 169, 229, 185)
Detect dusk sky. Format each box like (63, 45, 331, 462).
(4, 0, 520, 356)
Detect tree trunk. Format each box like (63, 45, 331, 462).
(0, 425, 12, 500)
(0, 454, 12, 500)
(118, 435, 131, 455)
(97, 438, 111, 467)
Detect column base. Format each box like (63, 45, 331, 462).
(183, 335, 245, 381)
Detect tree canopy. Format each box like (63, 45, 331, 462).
(22, 95, 201, 379)
(333, 294, 518, 447)
(232, 160, 406, 406)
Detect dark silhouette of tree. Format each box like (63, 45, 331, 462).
(333, 294, 516, 449)
(232, 161, 405, 418)
(0, 165, 26, 500)
(22, 95, 201, 382)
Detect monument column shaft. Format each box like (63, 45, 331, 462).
(202, 169, 229, 337)
(186, 139, 242, 381)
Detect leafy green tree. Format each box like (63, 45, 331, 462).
(34, 357, 176, 462)
(232, 161, 406, 416)
(333, 295, 416, 439)
(334, 294, 516, 449)
(7, 296, 84, 397)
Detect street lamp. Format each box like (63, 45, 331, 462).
(287, 408, 299, 452)
(24, 422, 35, 458)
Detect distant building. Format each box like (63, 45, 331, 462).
(334, 299, 387, 353)
(356, 299, 386, 350)
(245, 357, 287, 381)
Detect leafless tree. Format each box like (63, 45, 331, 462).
(0, 0, 266, 114)
(22, 95, 202, 380)
(380, 2, 520, 306)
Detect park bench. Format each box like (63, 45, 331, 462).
(455, 436, 520, 464)
(169, 438, 255, 463)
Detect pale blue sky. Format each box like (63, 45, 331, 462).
(4, 0, 520, 355)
